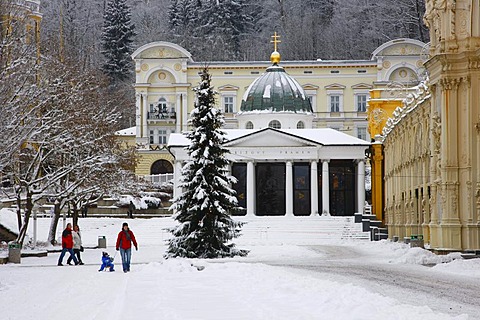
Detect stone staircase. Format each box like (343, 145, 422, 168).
(355, 205, 388, 241)
(233, 216, 370, 245)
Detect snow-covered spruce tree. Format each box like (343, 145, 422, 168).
(165, 68, 248, 259)
(101, 0, 136, 83)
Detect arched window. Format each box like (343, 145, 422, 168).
(297, 121, 305, 129)
(150, 159, 173, 175)
(246, 121, 254, 129)
(268, 120, 281, 129)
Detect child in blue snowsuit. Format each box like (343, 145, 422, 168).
(98, 252, 115, 272)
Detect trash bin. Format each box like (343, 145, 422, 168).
(8, 242, 21, 264)
(410, 234, 424, 248)
(98, 236, 107, 248)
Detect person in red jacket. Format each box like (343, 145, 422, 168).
(116, 222, 138, 273)
(58, 223, 79, 266)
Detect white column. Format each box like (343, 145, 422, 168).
(141, 93, 148, 138)
(357, 159, 366, 214)
(174, 161, 183, 200)
(322, 160, 330, 215)
(135, 93, 141, 139)
(285, 161, 294, 216)
(226, 163, 232, 188)
(176, 93, 182, 133)
(310, 161, 318, 216)
(246, 161, 255, 216)
(181, 93, 188, 132)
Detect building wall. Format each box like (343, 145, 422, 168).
(382, 0, 480, 251)
(129, 39, 426, 176)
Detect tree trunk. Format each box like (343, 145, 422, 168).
(15, 190, 22, 231)
(72, 203, 79, 227)
(16, 191, 33, 246)
(48, 201, 62, 245)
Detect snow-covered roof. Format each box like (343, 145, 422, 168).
(168, 128, 370, 147)
(115, 126, 136, 136)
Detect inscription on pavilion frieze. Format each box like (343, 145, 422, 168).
(231, 147, 317, 159)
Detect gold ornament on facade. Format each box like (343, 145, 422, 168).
(141, 63, 149, 71)
(158, 72, 166, 80)
(174, 63, 182, 71)
(382, 61, 391, 69)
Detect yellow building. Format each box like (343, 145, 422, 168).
(128, 38, 427, 182)
(381, 0, 480, 251)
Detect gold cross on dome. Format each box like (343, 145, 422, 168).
(271, 32, 281, 52)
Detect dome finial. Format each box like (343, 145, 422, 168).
(270, 32, 281, 65)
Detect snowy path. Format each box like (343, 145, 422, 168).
(264, 245, 480, 319)
(1, 215, 478, 319)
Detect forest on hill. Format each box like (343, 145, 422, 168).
(36, 0, 428, 129)
(41, 0, 428, 68)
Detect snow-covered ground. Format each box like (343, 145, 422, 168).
(0, 208, 479, 320)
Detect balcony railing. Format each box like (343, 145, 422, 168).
(147, 112, 176, 120)
(139, 173, 174, 185)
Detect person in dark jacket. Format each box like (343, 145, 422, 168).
(58, 223, 79, 266)
(127, 201, 135, 219)
(115, 222, 138, 273)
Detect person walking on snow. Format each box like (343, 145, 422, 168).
(58, 223, 79, 266)
(67, 225, 84, 265)
(116, 222, 138, 273)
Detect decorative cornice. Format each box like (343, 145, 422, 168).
(381, 80, 431, 139)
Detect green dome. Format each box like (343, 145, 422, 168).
(240, 65, 313, 113)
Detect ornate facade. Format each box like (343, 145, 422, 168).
(128, 38, 427, 180)
(382, 0, 480, 251)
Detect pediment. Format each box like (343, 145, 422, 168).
(351, 83, 373, 89)
(132, 42, 193, 61)
(324, 83, 346, 90)
(372, 39, 426, 58)
(224, 129, 318, 148)
(302, 83, 319, 90)
(218, 84, 239, 91)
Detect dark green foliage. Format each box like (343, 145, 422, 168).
(165, 68, 248, 259)
(101, 0, 136, 83)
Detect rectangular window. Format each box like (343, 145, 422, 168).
(357, 127, 367, 141)
(330, 95, 340, 112)
(159, 130, 167, 144)
(149, 130, 155, 144)
(357, 95, 367, 112)
(224, 96, 234, 113)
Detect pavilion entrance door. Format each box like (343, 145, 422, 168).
(293, 163, 310, 216)
(231, 163, 247, 216)
(329, 160, 355, 216)
(256, 163, 286, 216)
